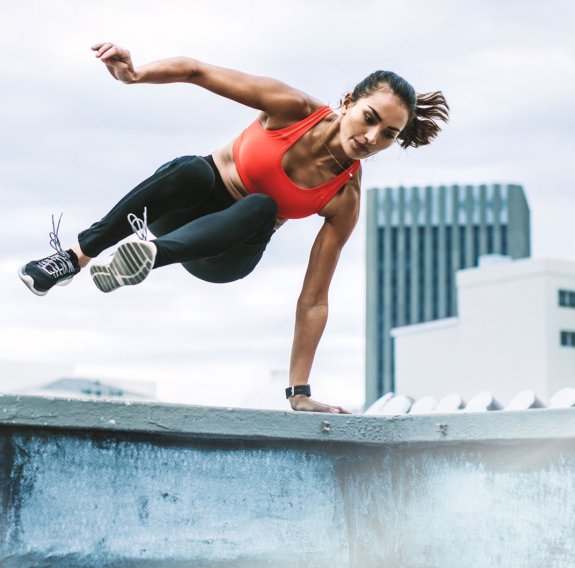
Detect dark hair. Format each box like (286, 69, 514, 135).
(349, 70, 449, 149)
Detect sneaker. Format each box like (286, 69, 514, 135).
(90, 207, 156, 293)
(18, 214, 81, 296)
(90, 240, 156, 293)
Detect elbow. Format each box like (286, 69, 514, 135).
(297, 296, 328, 318)
(297, 290, 328, 309)
(184, 57, 203, 82)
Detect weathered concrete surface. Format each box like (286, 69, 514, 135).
(1, 395, 575, 567)
(2, 393, 575, 445)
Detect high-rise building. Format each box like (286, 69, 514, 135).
(365, 184, 530, 406)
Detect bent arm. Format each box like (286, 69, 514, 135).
(92, 42, 314, 116)
(288, 189, 359, 413)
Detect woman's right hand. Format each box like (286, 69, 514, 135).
(289, 394, 352, 414)
(91, 42, 137, 83)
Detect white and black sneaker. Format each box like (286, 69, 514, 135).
(19, 214, 81, 296)
(90, 208, 156, 293)
(90, 241, 156, 293)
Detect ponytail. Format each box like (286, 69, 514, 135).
(397, 91, 449, 149)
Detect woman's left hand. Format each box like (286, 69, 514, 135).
(289, 394, 351, 414)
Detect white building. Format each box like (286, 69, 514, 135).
(392, 257, 575, 405)
(0, 360, 156, 401)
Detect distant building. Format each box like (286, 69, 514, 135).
(27, 378, 157, 401)
(0, 360, 75, 393)
(392, 257, 575, 404)
(365, 184, 530, 406)
(0, 361, 156, 401)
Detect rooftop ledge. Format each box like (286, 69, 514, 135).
(1, 393, 574, 446)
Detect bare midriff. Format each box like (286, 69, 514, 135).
(212, 141, 248, 202)
(212, 140, 287, 229)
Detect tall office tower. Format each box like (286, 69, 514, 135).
(365, 184, 531, 406)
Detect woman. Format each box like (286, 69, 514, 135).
(19, 42, 449, 414)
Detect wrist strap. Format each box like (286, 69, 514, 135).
(285, 385, 311, 399)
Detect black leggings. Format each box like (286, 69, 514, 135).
(77, 155, 277, 283)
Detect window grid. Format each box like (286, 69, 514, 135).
(560, 331, 575, 348)
(559, 290, 575, 309)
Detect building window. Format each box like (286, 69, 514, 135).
(432, 227, 439, 319)
(472, 226, 480, 266)
(560, 331, 575, 348)
(487, 226, 494, 254)
(559, 289, 575, 308)
(459, 226, 466, 267)
(501, 225, 508, 254)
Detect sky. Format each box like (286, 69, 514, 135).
(0, 0, 574, 411)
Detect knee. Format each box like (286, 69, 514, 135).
(244, 194, 278, 227)
(170, 156, 215, 188)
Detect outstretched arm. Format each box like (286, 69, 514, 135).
(288, 186, 360, 414)
(91, 42, 314, 118)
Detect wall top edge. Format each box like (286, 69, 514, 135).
(1, 394, 575, 447)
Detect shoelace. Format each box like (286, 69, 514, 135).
(127, 207, 148, 241)
(38, 213, 76, 277)
(49, 213, 65, 254)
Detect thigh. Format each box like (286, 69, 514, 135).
(148, 156, 234, 238)
(181, 235, 272, 283)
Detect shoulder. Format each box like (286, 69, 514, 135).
(258, 94, 326, 129)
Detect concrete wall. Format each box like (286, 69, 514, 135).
(2, 395, 575, 567)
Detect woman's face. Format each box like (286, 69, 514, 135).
(339, 88, 410, 159)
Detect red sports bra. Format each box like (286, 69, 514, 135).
(232, 105, 360, 219)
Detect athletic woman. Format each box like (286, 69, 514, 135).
(19, 42, 449, 414)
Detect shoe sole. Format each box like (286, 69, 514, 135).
(18, 268, 74, 297)
(90, 241, 156, 293)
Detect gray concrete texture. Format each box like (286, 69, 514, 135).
(1, 395, 575, 567)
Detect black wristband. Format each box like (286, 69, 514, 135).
(285, 385, 311, 399)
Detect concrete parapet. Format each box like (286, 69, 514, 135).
(1, 394, 574, 567)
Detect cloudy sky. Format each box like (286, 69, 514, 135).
(1, 0, 574, 411)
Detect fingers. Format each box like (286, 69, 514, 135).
(326, 405, 352, 414)
(289, 396, 352, 414)
(91, 42, 128, 63)
(91, 42, 113, 57)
